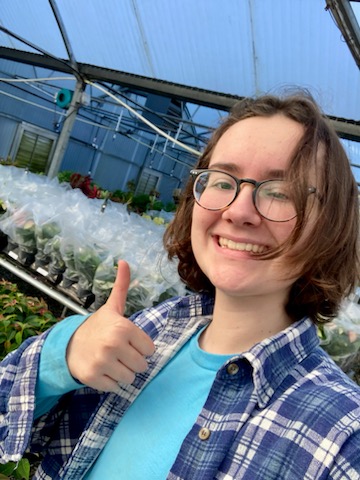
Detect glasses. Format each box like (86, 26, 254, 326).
(190, 169, 317, 222)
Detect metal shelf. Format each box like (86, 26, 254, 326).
(0, 253, 89, 316)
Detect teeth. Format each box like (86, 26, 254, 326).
(218, 237, 266, 253)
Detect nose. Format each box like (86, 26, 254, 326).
(221, 183, 262, 226)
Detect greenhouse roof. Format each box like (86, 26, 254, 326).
(1, 0, 360, 148)
(0, 2, 359, 108)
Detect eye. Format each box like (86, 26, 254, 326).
(260, 182, 291, 201)
(212, 180, 234, 190)
(207, 174, 236, 191)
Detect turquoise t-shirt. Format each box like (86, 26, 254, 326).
(36, 317, 233, 479)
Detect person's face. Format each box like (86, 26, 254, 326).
(191, 114, 310, 304)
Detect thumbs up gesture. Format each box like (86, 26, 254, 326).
(66, 260, 155, 392)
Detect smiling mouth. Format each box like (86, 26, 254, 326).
(218, 237, 267, 254)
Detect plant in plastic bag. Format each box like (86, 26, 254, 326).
(0, 206, 37, 264)
(92, 256, 117, 309)
(15, 222, 36, 249)
(61, 242, 79, 288)
(318, 299, 360, 385)
(14, 216, 37, 266)
(125, 279, 152, 316)
(44, 235, 66, 276)
(91, 251, 185, 315)
(74, 245, 105, 298)
(35, 221, 61, 267)
(125, 266, 184, 317)
(318, 324, 360, 359)
(13, 214, 36, 250)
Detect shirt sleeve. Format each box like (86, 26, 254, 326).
(35, 314, 89, 418)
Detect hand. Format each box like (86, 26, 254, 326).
(66, 260, 155, 392)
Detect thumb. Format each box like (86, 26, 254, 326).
(106, 260, 130, 315)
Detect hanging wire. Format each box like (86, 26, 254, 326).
(0, 75, 202, 157)
(86, 81, 201, 157)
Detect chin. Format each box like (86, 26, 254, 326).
(207, 266, 252, 287)
(210, 276, 249, 296)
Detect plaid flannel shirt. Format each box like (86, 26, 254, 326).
(1, 293, 360, 479)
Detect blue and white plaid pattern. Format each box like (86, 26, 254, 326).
(1, 293, 360, 479)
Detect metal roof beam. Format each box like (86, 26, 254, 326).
(325, 0, 360, 69)
(1, 47, 360, 142)
(48, 0, 81, 79)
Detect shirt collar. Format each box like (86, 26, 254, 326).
(169, 293, 320, 409)
(243, 317, 320, 408)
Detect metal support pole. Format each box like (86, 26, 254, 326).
(47, 79, 85, 178)
(326, 0, 360, 69)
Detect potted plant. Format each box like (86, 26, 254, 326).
(34, 221, 61, 268)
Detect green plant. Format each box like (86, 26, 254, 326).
(163, 202, 176, 212)
(0, 156, 13, 166)
(14, 219, 36, 250)
(129, 194, 151, 213)
(74, 245, 103, 293)
(126, 179, 136, 193)
(57, 170, 74, 184)
(0, 281, 60, 478)
(0, 280, 59, 359)
(318, 323, 360, 386)
(110, 189, 133, 204)
(35, 222, 61, 251)
(0, 458, 30, 479)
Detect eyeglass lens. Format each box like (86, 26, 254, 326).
(193, 171, 296, 222)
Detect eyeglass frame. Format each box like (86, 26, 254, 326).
(190, 168, 317, 223)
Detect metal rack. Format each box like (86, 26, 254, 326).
(0, 253, 89, 316)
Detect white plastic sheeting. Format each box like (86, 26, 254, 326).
(1, 0, 359, 120)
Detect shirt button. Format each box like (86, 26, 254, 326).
(198, 427, 211, 441)
(227, 363, 239, 375)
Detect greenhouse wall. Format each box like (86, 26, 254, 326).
(0, 60, 194, 203)
(89, 153, 142, 194)
(0, 115, 17, 159)
(0, 78, 56, 132)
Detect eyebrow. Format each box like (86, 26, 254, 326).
(267, 169, 286, 179)
(209, 162, 286, 179)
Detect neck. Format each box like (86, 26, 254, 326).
(199, 290, 293, 354)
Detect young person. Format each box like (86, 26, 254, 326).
(1, 93, 360, 479)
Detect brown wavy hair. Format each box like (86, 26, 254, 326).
(164, 92, 360, 324)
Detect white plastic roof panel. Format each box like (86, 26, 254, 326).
(51, 0, 256, 95)
(0, 1, 67, 57)
(0, 0, 359, 121)
(351, 1, 360, 21)
(250, 2, 357, 108)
